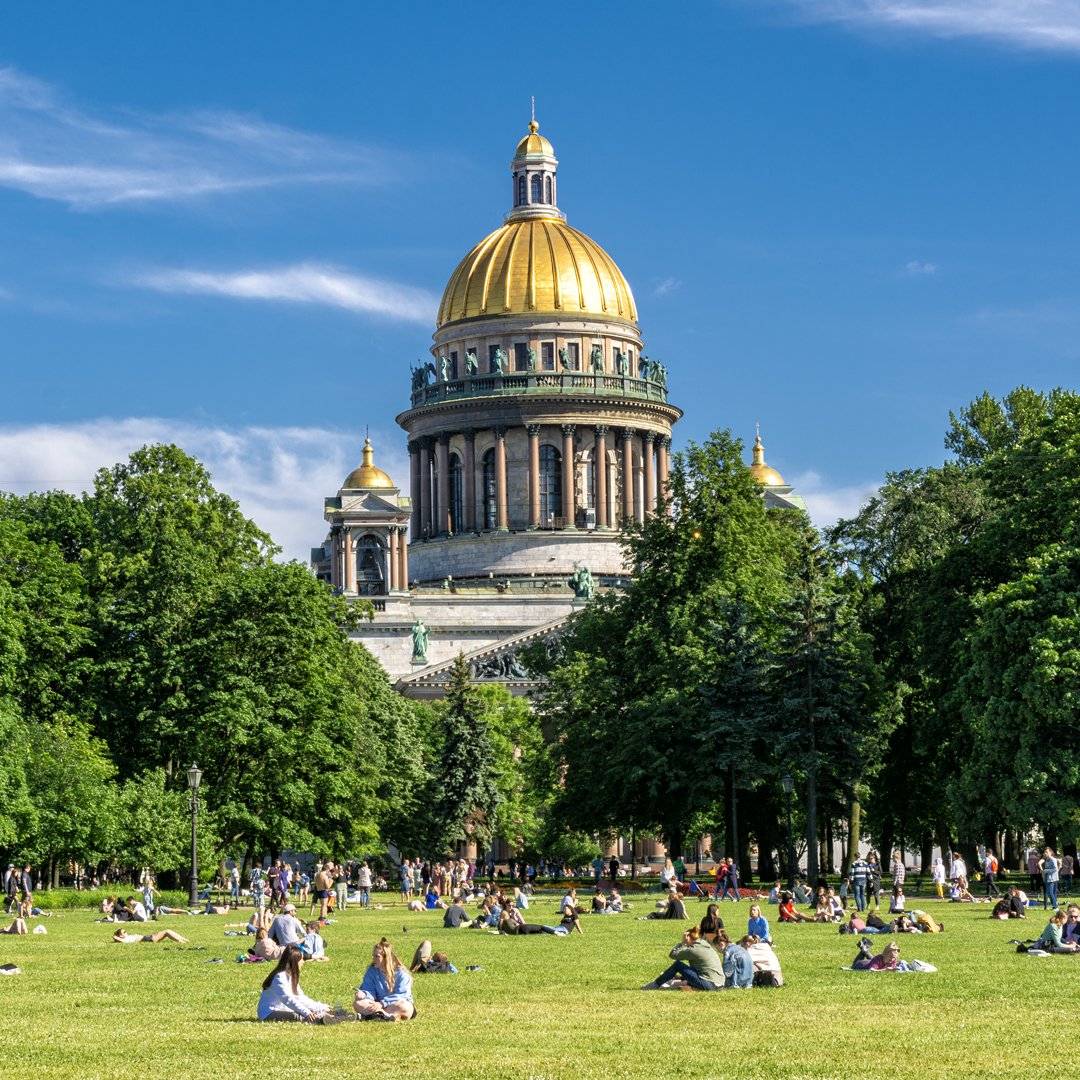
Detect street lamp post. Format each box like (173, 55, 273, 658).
(187, 764, 202, 907)
(782, 774, 795, 891)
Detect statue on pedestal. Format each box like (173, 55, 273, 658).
(569, 565, 595, 600)
(411, 618, 429, 662)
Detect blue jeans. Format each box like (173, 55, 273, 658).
(650, 959, 720, 991)
(1046, 881, 1059, 909)
(852, 883, 866, 911)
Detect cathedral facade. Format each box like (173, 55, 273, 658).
(312, 120, 799, 695)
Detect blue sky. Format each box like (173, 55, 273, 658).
(3, 1, 1079, 559)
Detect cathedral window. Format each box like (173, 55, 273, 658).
(567, 342, 579, 370)
(482, 449, 497, 530)
(544, 175, 552, 204)
(516, 174, 525, 206)
(450, 351, 458, 378)
(539, 445, 562, 525)
(541, 341, 554, 369)
(514, 343, 528, 371)
(530, 174, 542, 203)
(449, 454, 463, 534)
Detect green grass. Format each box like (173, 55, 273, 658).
(0, 894, 1071, 1079)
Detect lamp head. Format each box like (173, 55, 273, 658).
(187, 764, 203, 792)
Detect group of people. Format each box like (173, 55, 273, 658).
(257, 937, 415, 1023)
(640, 903, 782, 990)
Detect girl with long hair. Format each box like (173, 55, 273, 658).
(354, 937, 416, 1021)
(257, 944, 335, 1023)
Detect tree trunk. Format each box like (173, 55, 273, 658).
(824, 818, 834, 875)
(844, 795, 861, 876)
(806, 769, 819, 885)
(729, 764, 739, 870)
(920, 833, 933, 876)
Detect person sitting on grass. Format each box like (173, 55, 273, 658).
(257, 945, 336, 1023)
(646, 889, 688, 921)
(1032, 910, 1077, 954)
(1062, 906, 1080, 947)
(992, 887, 1028, 921)
(249, 927, 283, 960)
(747, 904, 772, 944)
(443, 895, 470, 929)
(699, 903, 725, 942)
(354, 937, 416, 1021)
(560, 887, 585, 915)
(778, 892, 813, 923)
(722, 935, 754, 988)
(559, 901, 584, 935)
(591, 887, 611, 913)
(640, 925, 726, 991)
(889, 888, 907, 914)
(0, 918, 28, 935)
(111, 927, 188, 944)
(852, 939, 901, 970)
(298, 920, 328, 961)
(424, 886, 445, 911)
(745, 934, 783, 986)
(608, 887, 627, 913)
(100, 897, 116, 916)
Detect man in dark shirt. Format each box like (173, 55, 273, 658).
(443, 896, 469, 928)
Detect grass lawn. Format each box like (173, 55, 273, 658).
(0, 891, 1071, 1079)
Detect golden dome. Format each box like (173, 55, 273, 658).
(748, 435, 786, 487)
(515, 119, 554, 158)
(343, 437, 395, 489)
(437, 217, 637, 328)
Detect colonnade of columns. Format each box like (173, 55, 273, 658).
(328, 524, 409, 594)
(409, 424, 671, 539)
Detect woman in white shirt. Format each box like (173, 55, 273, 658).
(257, 945, 334, 1023)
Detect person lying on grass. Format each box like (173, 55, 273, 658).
(852, 939, 901, 970)
(641, 925, 726, 991)
(257, 944, 335, 1023)
(409, 940, 457, 973)
(111, 927, 188, 944)
(498, 905, 553, 935)
(354, 937, 415, 1021)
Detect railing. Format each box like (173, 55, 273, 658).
(409, 371, 670, 409)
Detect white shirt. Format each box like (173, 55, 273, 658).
(256, 972, 327, 1020)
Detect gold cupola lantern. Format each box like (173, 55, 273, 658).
(748, 434, 786, 487)
(342, 436, 395, 490)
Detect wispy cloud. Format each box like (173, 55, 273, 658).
(0, 418, 410, 563)
(0, 66, 391, 209)
(130, 263, 436, 324)
(791, 469, 880, 528)
(653, 276, 681, 297)
(769, 1, 1080, 52)
(905, 259, 938, 275)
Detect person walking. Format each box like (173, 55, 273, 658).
(931, 857, 946, 899)
(984, 851, 1000, 898)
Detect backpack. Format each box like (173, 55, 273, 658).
(752, 970, 780, 988)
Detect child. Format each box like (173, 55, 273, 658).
(298, 920, 328, 961)
(839, 877, 851, 910)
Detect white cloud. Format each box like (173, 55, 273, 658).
(790, 469, 880, 528)
(0, 66, 390, 209)
(905, 259, 938, 275)
(131, 263, 437, 324)
(770, 1, 1080, 51)
(653, 276, 682, 296)
(0, 418, 411, 563)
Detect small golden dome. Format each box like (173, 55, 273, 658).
(748, 435, 786, 487)
(515, 120, 554, 158)
(437, 218, 637, 327)
(343, 437, 395, 489)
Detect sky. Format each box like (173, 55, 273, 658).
(3, 1, 1080, 561)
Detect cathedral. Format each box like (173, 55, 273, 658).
(312, 120, 801, 696)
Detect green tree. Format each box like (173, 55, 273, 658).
(431, 655, 500, 854)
